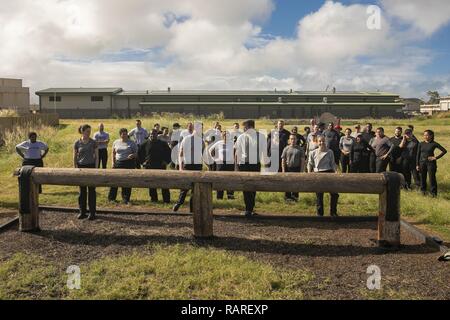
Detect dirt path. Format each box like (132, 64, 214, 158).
(0, 211, 448, 299)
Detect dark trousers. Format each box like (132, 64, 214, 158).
(108, 160, 136, 202)
(22, 158, 43, 193)
(369, 153, 377, 173)
(216, 163, 235, 199)
(419, 161, 438, 196)
(333, 150, 341, 166)
(176, 164, 203, 212)
(401, 158, 415, 189)
(146, 165, 170, 203)
(389, 158, 402, 174)
(237, 163, 261, 212)
(315, 170, 339, 216)
(412, 166, 421, 187)
(350, 158, 370, 173)
(97, 148, 108, 169)
(284, 166, 301, 200)
(376, 158, 389, 173)
(77, 164, 96, 214)
(340, 154, 350, 173)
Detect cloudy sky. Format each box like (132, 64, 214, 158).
(1, 0, 450, 102)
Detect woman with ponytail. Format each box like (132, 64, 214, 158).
(73, 124, 98, 220)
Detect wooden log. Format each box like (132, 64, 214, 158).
(378, 172, 401, 247)
(22, 168, 386, 194)
(19, 181, 40, 232)
(192, 182, 213, 238)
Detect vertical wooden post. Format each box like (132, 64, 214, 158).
(378, 172, 401, 247)
(17, 166, 40, 231)
(193, 182, 213, 238)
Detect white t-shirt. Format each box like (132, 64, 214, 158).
(230, 129, 242, 143)
(128, 127, 148, 146)
(235, 130, 269, 165)
(204, 129, 222, 143)
(179, 134, 204, 165)
(209, 140, 235, 164)
(170, 129, 181, 143)
(93, 131, 110, 150)
(16, 140, 49, 159)
(180, 129, 192, 142)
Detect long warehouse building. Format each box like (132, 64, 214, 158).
(35, 88, 405, 119)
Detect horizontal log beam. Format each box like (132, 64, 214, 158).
(15, 168, 388, 194)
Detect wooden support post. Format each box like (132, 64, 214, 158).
(18, 167, 40, 232)
(378, 172, 401, 247)
(192, 182, 213, 238)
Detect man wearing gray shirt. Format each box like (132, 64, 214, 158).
(94, 123, 110, 169)
(369, 127, 395, 173)
(281, 134, 305, 202)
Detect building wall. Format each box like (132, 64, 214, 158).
(40, 94, 113, 118)
(38, 92, 403, 119)
(0, 78, 30, 113)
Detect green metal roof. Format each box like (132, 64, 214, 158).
(139, 102, 404, 107)
(36, 88, 123, 95)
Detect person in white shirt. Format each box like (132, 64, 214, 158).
(209, 130, 235, 200)
(173, 122, 205, 213)
(230, 123, 243, 144)
(307, 136, 339, 217)
(16, 132, 49, 193)
(204, 123, 222, 144)
(93, 123, 110, 169)
(128, 119, 149, 146)
(235, 120, 270, 217)
(128, 119, 148, 168)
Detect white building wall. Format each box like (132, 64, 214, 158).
(0, 78, 30, 113)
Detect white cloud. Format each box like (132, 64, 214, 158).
(382, 0, 450, 36)
(0, 0, 449, 103)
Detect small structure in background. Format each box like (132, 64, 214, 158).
(400, 98, 425, 116)
(0, 78, 30, 114)
(421, 96, 450, 115)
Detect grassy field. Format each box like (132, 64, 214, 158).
(1, 114, 449, 239)
(0, 114, 449, 300)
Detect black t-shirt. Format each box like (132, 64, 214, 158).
(390, 136, 403, 161)
(400, 139, 418, 161)
(350, 141, 372, 163)
(323, 129, 340, 152)
(360, 131, 375, 145)
(268, 129, 291, 156)
(416, 141, 447, 165)
(139, 139, 171, 168)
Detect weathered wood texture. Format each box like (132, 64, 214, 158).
(192, 182, 213, 238)
(23, 168, 386, 194)
(15, 167, 402, 247)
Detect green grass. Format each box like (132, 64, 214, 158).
(0, 115, 449, 239)
(0, 245, 315, 300)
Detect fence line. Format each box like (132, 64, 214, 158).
(0, 113, 59, 135)
(15, 167, 402, 247)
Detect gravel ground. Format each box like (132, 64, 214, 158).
(0, 211, 449, 299)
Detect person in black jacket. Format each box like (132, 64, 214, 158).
(389, 127, 403, 174)
(267, 120, 291, 172)
(139, 129, 172, 203)
(399, 129, 418, 190)
(323, 123, 341, 166)
(360, 123, 376, 172)
(349, 134, 374, 173)
(416, 130, 447, 197)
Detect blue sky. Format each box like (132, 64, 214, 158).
(1, 0, 450, 100)
(263, 0, 450, 77)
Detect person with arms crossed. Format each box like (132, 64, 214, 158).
(74, 124, 98, 220)
(16, 132, 49, 193)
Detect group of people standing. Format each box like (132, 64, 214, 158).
(15, 118, 447, 220)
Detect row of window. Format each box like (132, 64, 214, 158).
(49, 96, 104, 102)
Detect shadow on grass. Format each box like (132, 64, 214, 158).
(33, 228, 438, 258)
